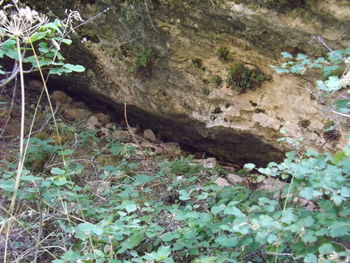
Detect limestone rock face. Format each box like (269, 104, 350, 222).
(30, 0, 350, 165)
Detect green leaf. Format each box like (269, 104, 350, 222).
(123, 232, 144, 249)
(58, 149, 74, 156)
(290, 64, 305, 74)
(57, 38, 72, 45)
(2, 39, 16, 49)
(134, 175, 156, 185)
(63, 64, 86, 72)
(318, 243, 335, 255)
(275, 67, 290, 74)
(281, 52, 293, 58)
(329, 222, 350, 237)
(155, 246, 171, 261)
(224, 204, 245, 218)
(51, 167, 65, 175)
(326, 76, 342, 91)
(76, 222, 103, 239)
(50, 176, 69, 186)
(215, 235, 237, 247)
(281, 208, 296, 224)
(211, 204, 226, 214)
(300, 187, 321, 200)
(0, 180, 15, 192)
(119, 200, 137, 213)
(178, 189, 191, 201)
(27, 32, 47, 43)
(49, 68, 64, 75)
(302, 230, 317, 243)
(41, 22, 62, 33)
(160, 232, 179, 242)
(243, 163, 255, 171)
(304, 254, 317, 263)
(296, 53, 308, 60)
(334, 99, 350, 113)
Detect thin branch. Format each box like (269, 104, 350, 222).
(73, 7, 110, 31)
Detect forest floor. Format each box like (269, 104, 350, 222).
(0, 85, 348, 263)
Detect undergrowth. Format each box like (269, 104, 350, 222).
(0, 119, 349, 262)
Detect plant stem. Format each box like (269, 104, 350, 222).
(5, 35, 26, 263)
(9, 36, 25, 214)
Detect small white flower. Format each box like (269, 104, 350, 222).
(340, 69, 350, 88)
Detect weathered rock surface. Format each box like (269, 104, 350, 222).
(30, 0, 350, 165)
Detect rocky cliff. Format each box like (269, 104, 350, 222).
(29, 0, 350, 165)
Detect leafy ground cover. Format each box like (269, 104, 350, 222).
(0, 91, 349, 263)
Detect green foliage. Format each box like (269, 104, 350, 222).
(226, 62, 269, 93)
(2, 125, 349, 262)
(133, 47, 159, 77)
(272, 49, 350, 115)
(0, 18, 85, 76)
(218, 46, 230, 61)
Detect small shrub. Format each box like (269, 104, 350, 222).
(133, 47, 159, 77)
(226, 62, 269, 93)
(218, 46, 230, 61)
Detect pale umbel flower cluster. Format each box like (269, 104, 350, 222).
(64, 9, 83, 33)
(0, 1, 48, 40)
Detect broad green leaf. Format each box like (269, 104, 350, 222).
(21, 175, 40, 181)
(160, 232, 179, 242)
(325, 76, 342, 91)
(134, 175, 156, 185)
(224, 205, 245, 218)
(299, 187, 322, 200)
(334, 99, 350, 113)
(215, 235, 237, 247)
(329, 222, 350, 237)
(49, 68, 64, 75)
(56, 38, 72, 45)
(27, 32, 47, 43)
(296, 53, 308, 60)
(50, 176, 69, 186)
(211, 204, 226, 214)
(2, 39, 16, 49)
(51, 167, 65, 175)
(302, 230, 317, 243)
(0, 180, 15, 192)
(304, 254, 317, 263)
(123, 232, 144, 249)
(243, 163, 255, 171)
(290, 64, 305, 74)
(281, 208, 296, 224)
(119, 200, 137, 213)
(76, 222, 103, 239)
(64, 63, 86, 72)
(281, 52, 293, 58)
(178, 189, 191, 200)
(41, 22, 62, 33)
(155, 246, 171, 261)
(318, 243, 335, 255)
